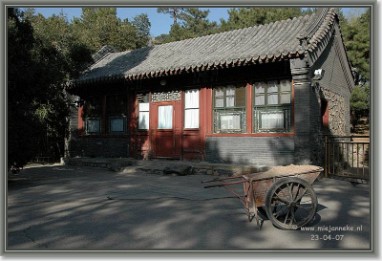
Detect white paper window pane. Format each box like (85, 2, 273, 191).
(215, 98, 224, 107)
(280, 80, 291, 92)
(261, 112, 284, 129)
(254, 82, 266, 93)
(268, 93, 279, 104)
(139, 112, 149, 129)
(185, 109, 199, 128)
(221, 114, 241, 130)
(280, 93, 291, 104)
(110, 118, 124, 132)
(87, 119, 100, 133)
(215, 89, 224, 97)
(226, 88, 235, 96)
(158, 105, 173, 129)
(226, 96, 235, 107)
(267, 81, 278, 93)
(255, 95, 265, 105)
(139, 103, 149, 112)
(185, 90, 199, 109)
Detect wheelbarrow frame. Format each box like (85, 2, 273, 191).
(203, 167, 324, 230)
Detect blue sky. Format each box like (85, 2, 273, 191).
(31, 7, 230, 37)
(30, 7, 367, 37)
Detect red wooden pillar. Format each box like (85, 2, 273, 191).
(196, 87, 210, 160)
(78, 106, 84, 134)
(322, 100, 329, 128)
(102, 95, 107, 135)
(204, 87, 213, 135)
(246, 82, 253, 133)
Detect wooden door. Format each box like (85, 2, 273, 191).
(151, 101, 182, 158)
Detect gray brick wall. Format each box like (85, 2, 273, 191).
(69, 136, 130, 158)
(312, 27, 352, 135)
(289, 56, 322, 165)
(205, 137, 295, 166)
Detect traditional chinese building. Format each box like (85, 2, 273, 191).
(67, 8, 354, 166)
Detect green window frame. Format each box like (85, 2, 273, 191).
(213, 85, 246, 133)
(109, 116, 126, 134)
(106, 95, 128, 134)
(83, 96, 102, 135)
(253, 80, 292, 133)
(85, 117, 101, 134)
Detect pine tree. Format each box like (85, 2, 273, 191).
(219, 8, 302, 31)
(157, 8, 185, 25)
(340, 9, 370, 84)
(338, 8, 370, 127)
(71, 8, 151, 52)
(155, 8, 217, 43)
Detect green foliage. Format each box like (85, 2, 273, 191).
(350, 85, 369, 112)
(8, 8, 41, 168)
(71, 8, 151, 52)
(167, 23, 193, 42)
(71, 8, 120, 52)
(34, 103, 53, 122)
(155, 8, 217, 43)
(132, 14, 151, 47)
(157, 8, 185, 25)
(155, 7, 302, 43)
(350, 84, 369, 128)
(178, 8, 218, 36)
(8, 7, 152, 169)
(27, 10, 93, 79)
(219, 8, 302, 31)
(339, 9, 370, 84)
(8, 8, 93, 169)
(338, 8, 370, 118)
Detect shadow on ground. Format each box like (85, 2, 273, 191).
(7, 164, 371, 251)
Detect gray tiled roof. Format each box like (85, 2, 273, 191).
(75, 8, 337, 85)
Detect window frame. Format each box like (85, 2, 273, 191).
(108, 116, 126, 134)
(137, 93, 150, 130)
(213, 84, 247, 134)
(106, 95, 128, 135)
(253, 79, 293, 133)
(184, 89, 200, 129)
(83, 96, 103, 135)
(157, 105, 173, 129)
(85, 117, 101, 135)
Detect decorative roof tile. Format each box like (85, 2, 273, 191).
(75, 8, 338, 85)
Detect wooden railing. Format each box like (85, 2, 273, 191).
(324, 135, 369, 180)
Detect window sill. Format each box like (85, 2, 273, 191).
(206, 132, 295, 137)
(183, 128, 200, 131)
(80, 133, 129, 138)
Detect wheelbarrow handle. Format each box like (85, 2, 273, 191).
(203, 179, 247, 189)
(201, 175, 245, 184)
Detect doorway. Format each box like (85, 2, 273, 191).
(151, 101, 182, 158)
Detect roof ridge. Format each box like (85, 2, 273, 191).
(92, 45, 118, 63)
(307, 8, 337, 50)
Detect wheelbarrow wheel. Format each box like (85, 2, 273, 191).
(265, 177, 317, 230)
